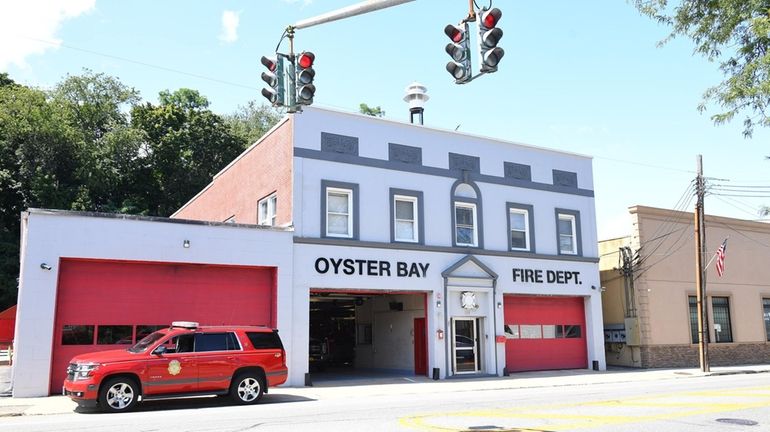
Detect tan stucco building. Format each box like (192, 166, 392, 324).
(600, 205, 770, 368)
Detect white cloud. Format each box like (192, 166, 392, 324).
(219, 10, 240, 43)
(0, 0, 95, 70)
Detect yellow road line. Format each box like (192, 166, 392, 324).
(399, 385, 770, 431)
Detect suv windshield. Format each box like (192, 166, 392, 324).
(128, 331, 166, 353)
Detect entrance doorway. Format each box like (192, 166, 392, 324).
(452, 317, 480, 374)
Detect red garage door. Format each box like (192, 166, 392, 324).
(49, 259, 276, 394)
(504, 295, 587, 372)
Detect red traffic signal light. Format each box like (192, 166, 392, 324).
(481, 7, 501, 28)
(298, 52, 314, 69)
(295, 51, 316, 106)
(261, 56, 278, 72)
(260, 55, 284, 106)
(444, 24, 464, 43)
(478, 8, 504, 73)
(444, 23, 471, 83)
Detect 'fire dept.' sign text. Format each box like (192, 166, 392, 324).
(314, 257, 429, 278)
(512, 268, 582, 285)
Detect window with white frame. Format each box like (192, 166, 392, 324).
(557, 213, 577, 255)
(394, 195, 418, 242)
(509, 208, 529, 251)
(258, 194, 277, 226)
(454, 202, 477, 247)
(326, 188, 353, 238)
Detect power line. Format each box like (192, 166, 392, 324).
(712, 196, 767, 219)
(635, 181, 696, 268)
(593, 155, 695, 174)
(634, 228, 695, 280)
(710, 219, 770, 249)
(711, 192, 770, 198)
(17, 35, 259, 91)
(711, 184, 770, 190)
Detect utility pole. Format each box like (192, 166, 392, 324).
(694, 154, 710, 372)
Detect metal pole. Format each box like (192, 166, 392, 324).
(294, 0, 416, 30)
(694, 154, 710, 372)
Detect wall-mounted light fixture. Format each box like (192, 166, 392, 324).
(183, 239, 191, 248)
(496, 301, 502, 309)
(436, 300, 442, 308)
(40, 263, 52, 271)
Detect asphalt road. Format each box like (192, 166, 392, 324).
(2, 373, 770, 431)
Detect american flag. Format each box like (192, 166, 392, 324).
(715, 239, 728, 277)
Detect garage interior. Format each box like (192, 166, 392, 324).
(309, 291, 427, 382)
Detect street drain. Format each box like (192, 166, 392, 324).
(716, 418, 759, 426)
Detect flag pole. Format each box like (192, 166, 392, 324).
(704, 237, 729, 270)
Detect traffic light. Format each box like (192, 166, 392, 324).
(478, 7, 504, 73)
(295, 51, 316, 106)
(444, 23, 471, 83)
(260, 56, 284, 106)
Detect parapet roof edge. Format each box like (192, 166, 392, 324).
(25, 208, 293, 231)
(297, 105, 594, 161)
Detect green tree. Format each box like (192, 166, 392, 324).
(0, 82, 81, 309)
(0, 73, 16, 88)
(225, 101, 282, 147)
(51, 71, 145, 212)
(0, 71, 145, 309)
(632, 1, 770, 137)
(131, 88, 246, 216)
(359, 103, 386, 117)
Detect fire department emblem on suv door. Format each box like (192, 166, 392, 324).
(168, 360, 182, 376)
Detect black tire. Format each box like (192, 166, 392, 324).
(230, 372, 264, 405)
(98, 376, 139, 413)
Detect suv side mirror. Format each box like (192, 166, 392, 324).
(152, 345, 167, 356)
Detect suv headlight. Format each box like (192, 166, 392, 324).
(73, 363, 100, 380)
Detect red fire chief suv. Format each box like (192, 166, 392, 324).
(62, 321, 288, 412)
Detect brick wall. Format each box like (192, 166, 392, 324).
(640, 343, 770, 368)
(173, 118, 293, 226)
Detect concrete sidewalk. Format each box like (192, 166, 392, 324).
(1, 364, 769, 417)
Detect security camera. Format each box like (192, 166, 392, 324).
(40, 263, 52, 270)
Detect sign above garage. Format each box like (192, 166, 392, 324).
(314, 257, 430, 278)
(512, 268, 583, 285)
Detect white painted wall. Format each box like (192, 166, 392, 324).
(355, 294, 424, 372)
(289, 107, 603, 378)
(293, 243, 606, 379)
(292, 107, 598, 258)
(13, 210, 294, 397)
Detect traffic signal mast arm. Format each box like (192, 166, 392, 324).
(261, 0, 503, 110)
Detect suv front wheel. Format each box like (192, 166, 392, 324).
(98, 376, 139, 413)
(230, 372, 264, 405)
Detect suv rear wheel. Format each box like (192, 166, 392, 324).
(98, 376, 139, 413)
(230, 372, 264, 405)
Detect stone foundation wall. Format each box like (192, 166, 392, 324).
(640, 343, 770, 368)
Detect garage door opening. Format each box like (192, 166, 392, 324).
(309, 290, 427, 384)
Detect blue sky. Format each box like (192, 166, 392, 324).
(2, 0, 769, 240)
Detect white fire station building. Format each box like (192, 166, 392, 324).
(12, 107, 605, 397)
